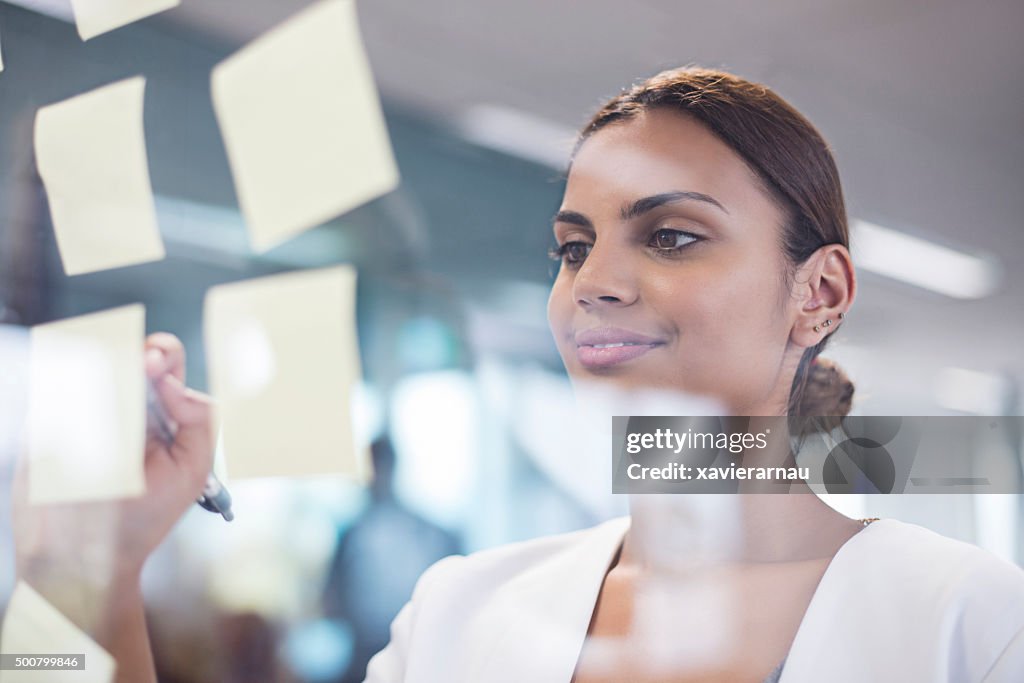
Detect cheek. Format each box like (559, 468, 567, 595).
(646, 252, 785, 367)
(644, 259, 743, 335)
(546, 275, 574, 340)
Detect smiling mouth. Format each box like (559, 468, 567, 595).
(575, 341, 663, 368)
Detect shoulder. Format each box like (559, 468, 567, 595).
(856, 518, 1024, 679)
(765, 518, 1024, 682)
(864, 518, 1024, 601)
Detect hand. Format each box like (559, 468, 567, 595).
(12, 332, 215, 623)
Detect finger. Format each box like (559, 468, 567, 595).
(154, 375, 215, 482)
(154, 374, 212, 429)
(144, 347, 166, 381)
(144, 333, 186, 384)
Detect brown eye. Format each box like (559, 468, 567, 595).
(651, 229, 698, 251)
(565, 242, 590, 263)
(548, 241, 592, 267)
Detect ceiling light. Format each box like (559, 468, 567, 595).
(850, 219, 1001, 299)
(934, 366, 1012, 414)
(456, 104, 576, 170)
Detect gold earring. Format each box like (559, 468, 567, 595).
(814, 312, 847, 332)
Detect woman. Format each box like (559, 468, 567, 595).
(13, 67, 1024, 682)
(360, 67, 1024, 682)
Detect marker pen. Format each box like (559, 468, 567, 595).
(146, 377, 234, 521)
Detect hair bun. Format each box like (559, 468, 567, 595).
(795, 356, 855, 432)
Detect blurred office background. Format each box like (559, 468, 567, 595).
(0, 0, 1022, 680)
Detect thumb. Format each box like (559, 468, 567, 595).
(155, 374, 215, 477)
(155, 374, 212, 429)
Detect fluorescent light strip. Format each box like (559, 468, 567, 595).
(850, 219, 1001, 299)
(934, 366, 1011, 414)
(456, 104, 577, 170)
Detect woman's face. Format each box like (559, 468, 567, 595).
(547, 108, 809, 416)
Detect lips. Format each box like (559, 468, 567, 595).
(574, 327, 665, 369)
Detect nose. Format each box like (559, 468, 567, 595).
(572, 241, 639, 308)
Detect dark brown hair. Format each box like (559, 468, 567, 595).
(572, 65, 854, 425)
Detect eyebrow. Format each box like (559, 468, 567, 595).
(621, 191, 728, 220)
(553, 190, 728, 229)
(552, 210, 594, 229)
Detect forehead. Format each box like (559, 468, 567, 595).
(565, 108, 780, 222)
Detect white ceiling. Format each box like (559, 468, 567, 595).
(158, 0, 1024, 411)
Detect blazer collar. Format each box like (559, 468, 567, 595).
(466, 516, 631, 683)
(465, 515, 889, 683)
(778, 518, 891, 682)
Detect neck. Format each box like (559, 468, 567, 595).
(620, 493, 861, 570)
(618, 418, 864, 568)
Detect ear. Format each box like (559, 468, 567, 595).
(790, 244, 856, 349)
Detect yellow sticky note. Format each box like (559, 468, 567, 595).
(27, 304, 146, 504)
(34, 76, 165, 276)
(0, 581, 116, 682)
(211, 0, 399, 253)
(70, 0, 179, 41)
(205, 266, 366, 480)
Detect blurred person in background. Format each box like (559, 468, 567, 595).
(321, 435, 460, 683)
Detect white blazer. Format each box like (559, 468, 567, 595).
(363, 516, 1024, 682)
